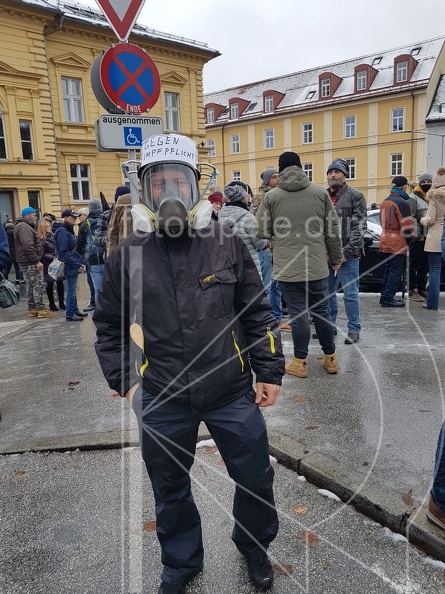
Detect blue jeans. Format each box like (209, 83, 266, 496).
(89, 264, 104, 303)
(427, 252, 442, 309)
(328, 258, 361, 334)
(279, 277, 335, 359)
(431, 421, 445, 511)
(380, 253, 405, 301)
(258, 249, 282, 321)
(132, 389, 278, 583)
(65, 273, 79, 318)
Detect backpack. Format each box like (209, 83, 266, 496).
(84, 219, 103, 263)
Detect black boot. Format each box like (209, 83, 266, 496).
(57, 280, 65, 310)
(46, 284, 59, 311)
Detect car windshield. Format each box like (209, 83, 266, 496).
(367, 210, 380, 226)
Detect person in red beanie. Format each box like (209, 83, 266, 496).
(208, 192, 223, 220)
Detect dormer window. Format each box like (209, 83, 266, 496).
(396, 61, 408, 83)
(207, 107, 214, 124)
(356, 70, 367, 91)
(264, 94, 274, 113)
(230, 102, 239, 119)
(321, 78, 330, 97)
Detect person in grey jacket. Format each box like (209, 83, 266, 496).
(256, 151, 342, 378)
(325, 159, 367, 344)
(219, 181, 268, 279)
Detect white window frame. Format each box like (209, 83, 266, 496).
(232, 170, 241, 181)
(302, 122, 313, 144)
(391, 108, 404, 132)
(207, 107, 214, 124)
(390, 153, 403, 176)
(207, 139, 216, 157)
(264, 94, 274, 113)
(0, 105, 7, 159)
(321, 78, 330, 97)
(230, 102, 239, 119)
(70, 163, 92, 201)
(344, 116, 356, 139)
(164, 92, 180, 132)
(264, 128, 274, 150)
(345, 158, 356, 180)
(230, 134, 240, 154)
(357, 70, 367, 91)
(396, 61, 408, 83)
(303, 163, 313, 182)
(61, 76, 84, 124)
(19, 120, 34, 161)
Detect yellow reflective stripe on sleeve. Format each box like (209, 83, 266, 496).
(266, 326, 276, 354)
(232, 330, 245, 372)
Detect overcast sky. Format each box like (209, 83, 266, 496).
(87, 0, 445, 94)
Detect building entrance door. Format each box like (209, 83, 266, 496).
(0, 191, 13, 222)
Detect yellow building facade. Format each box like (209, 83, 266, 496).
(204, 38, 445, 204)
(0, 0, 218, 221)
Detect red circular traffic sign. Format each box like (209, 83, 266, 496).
(99, 43, 161, 113)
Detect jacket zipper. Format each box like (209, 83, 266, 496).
(231, 330, 245, 372)
(266, 326, 276, 354)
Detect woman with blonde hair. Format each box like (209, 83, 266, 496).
(420, 167, 445, 310)
(37, 220, 65, 311)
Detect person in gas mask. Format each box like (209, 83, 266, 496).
(93, 134, 284, 594)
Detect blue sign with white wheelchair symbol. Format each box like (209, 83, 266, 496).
(124, 127, 142, 147)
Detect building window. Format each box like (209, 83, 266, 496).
(303, 163, 313, 182)
(230, 102, 239, 119)
(391, 108, 404, 132)
(321, 78, 330, 97)
(232, 170, 241, 181)
(28, 191, 41, 220)
(357, 70, 367, 91)
(19, 121, 33, 160)
(164, 92, 180, 131)
(264, 95, 274, 113)
(230, 134, 240, 154)
(264, 129, 274, 150)
(0, 106, 6, 159)
(345, 158, 356, 179)
(70, 164, 91, 201)
(207, 107, 214, 124)
(208, 139, 215, 157)
(372, 57, 382, 66)
(303, 123, 313, 144)
(396, 61, 408, 83)
(305, 90, 316, 100)
(62, 76, 84, 123)
(390, 154, 403, 176)
(344, 116, 356, 138)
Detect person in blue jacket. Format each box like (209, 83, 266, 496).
(0, 221, 9, 273)
(54, 209, 87, 322)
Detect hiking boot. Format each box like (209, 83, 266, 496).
(37, 308, 57, 318)
(426, 497, 445, 531)
(246, 556, 274, 591)
(409, 289, 425, 302)
(285, 357, 308, 378)
(323, 353, 338, 374)
(49, 304, 59, 311)
(278, 321, 291, 331)
(28, 308, 38, 317)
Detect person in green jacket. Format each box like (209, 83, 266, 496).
(256, 151, 343, 378)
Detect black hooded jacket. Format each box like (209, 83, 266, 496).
(93, 221, 284, 411)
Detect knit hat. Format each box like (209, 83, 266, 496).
(432, 167, 445, 189)
(208, 193, 223, 205)
(114, 185, 129, 201)
(21, 206, 36, 216)
(418, 172, 433, 184)
(88, 199, 103, 214)
(260, 168, 278, 186)
(224, 181, 248, 203)
(327, 158, 349, 177)
(391, 175, 408, 188)
(278, 151, 302, 172)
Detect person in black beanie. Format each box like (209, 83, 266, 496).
(278, 152, 302, 172)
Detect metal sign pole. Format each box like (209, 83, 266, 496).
(127, 148, 140, 206)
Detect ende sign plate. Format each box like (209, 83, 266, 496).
(96, 115, 164, 151)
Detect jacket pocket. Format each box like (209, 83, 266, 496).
(199, 268, 237, 319)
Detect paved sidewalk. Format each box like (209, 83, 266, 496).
(1, 287, 445, 564)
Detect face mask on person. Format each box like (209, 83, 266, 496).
(420, 182, 432, 194)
